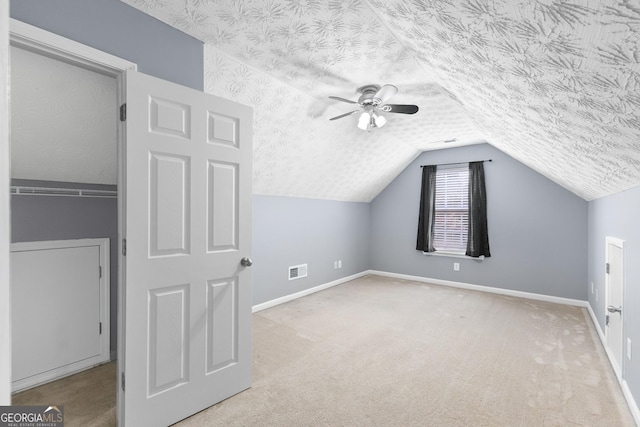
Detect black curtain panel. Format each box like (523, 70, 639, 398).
(416, 165, 437, 252)
(466, 161, 491, 257)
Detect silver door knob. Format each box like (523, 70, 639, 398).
(240, 257, 253, 267)
(607, 305, 622, 314)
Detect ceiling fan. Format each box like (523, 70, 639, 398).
(328, 84, 419, 131)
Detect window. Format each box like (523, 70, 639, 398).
(417, 161, 490, 258)
(433, 166, 468, 253)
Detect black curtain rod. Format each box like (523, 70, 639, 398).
(420, 159, 492, 168)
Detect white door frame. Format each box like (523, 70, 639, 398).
(8, 18, 136, 412)
(605, 236, 625, 380)
(1, 0, 11, 406)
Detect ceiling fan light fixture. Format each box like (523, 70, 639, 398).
(357, 111, 371, 131)
(373, 113, 387, 128)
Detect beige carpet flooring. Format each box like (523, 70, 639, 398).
(12, 360, 116, 426)
(13, 275, 636, 426)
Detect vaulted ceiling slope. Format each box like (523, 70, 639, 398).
(122, 0, 640, 202)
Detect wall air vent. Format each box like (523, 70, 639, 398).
(288, 264, 308, 281)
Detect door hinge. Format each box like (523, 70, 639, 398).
(121, 372, 125, 391)
(120, 103, 126, 121)
(122, 239, 126, 256)
(606, 314, 610, 326)
(606, 262, 610, 274)
(99, 266, 102, 278)
(99, 322, 102, 335)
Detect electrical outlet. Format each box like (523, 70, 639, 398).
(591, 282, 594, 294)
(338, 260, 342, 268)
(453, 262, 460, 271)
(628, 338, 632, 360)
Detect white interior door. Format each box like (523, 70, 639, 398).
(122, 70, 253, 426)
(605, 237, 624, 379)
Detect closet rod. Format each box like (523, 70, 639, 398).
(11, 185, 117, 199)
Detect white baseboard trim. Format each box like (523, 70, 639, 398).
(252, 271, 370, 313)
(623, 380, 640, 426)
(585, 301, 640, 426)
(586, 303, 606, 345)
(369, 270, 589, 308)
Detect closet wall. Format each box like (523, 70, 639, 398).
(10, 44, 118, 357)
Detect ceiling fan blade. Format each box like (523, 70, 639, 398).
(373, 84, 398, 104)
(329, 96, 358, 105)
(329, 110, 359, 121)
(380, 104, 419, 114)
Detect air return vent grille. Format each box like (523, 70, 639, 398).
(288, 264, 308, 280)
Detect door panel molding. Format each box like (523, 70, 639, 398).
(147, 284, 190, 397)
(206, 277, 239, 374)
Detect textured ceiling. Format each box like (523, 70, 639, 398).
(11, 46, 117, 185)
(122, 0, 640, 202)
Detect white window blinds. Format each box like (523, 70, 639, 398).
(433, 166, 468, 253)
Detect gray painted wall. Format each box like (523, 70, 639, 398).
(11, 180, 118, 355)
(10, 0, 203, 90)
(370, 143, 588, 300)
(252, 195, 370, 305)
(588, 184, 640, 405)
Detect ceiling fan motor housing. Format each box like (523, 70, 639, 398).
(357, 84, 381, 105)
